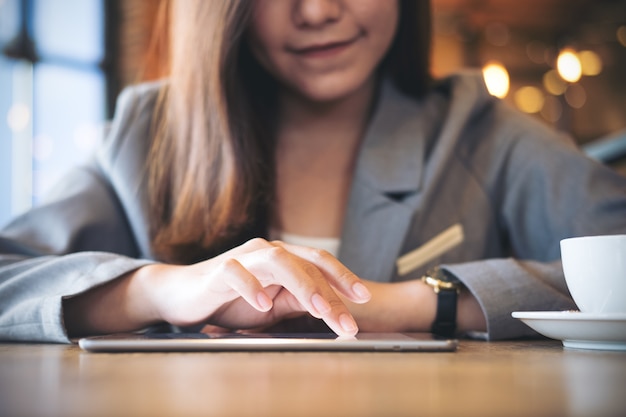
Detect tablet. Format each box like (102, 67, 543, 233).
(78, 332, 458, 352)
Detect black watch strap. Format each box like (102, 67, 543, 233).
(431, 288, 458, 337)
(423, 267, 462, 338)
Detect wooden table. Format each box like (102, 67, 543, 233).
(1, 339, 625, 417)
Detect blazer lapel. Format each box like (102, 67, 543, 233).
(338, 81, 434, 282)
(338, 183, 416, 282)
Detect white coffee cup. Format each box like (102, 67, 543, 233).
(560, 235, 626, 315)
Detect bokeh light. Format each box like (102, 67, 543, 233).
(543, 70, 568, 96)
(579, 50, 602, 76)
(557, 49, 582, 83)
(564, 84, 587, 109)
(618, 26, 626, 47)
(7, 104, 30, 133)
(514, 86, 544, 114)
(482, 61, 510, 98)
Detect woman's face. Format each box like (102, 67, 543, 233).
(247, 0, 399, 103)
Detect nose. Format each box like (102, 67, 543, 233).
(293, 0, 342, 28)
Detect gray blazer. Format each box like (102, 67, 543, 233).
(2, 72, 625, 342)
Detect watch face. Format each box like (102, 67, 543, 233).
(428, 267, 462, 285)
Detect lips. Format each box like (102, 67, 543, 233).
(288, 35, 361, 58)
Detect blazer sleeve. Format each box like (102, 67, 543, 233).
(445, 105, 626, 340)
(0, 87, 158, 343)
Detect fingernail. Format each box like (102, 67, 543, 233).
(339, 314, 358, 334)
(311, 293, 332, 315)
(352, 282, 371, 300)
(257, 292, 273, 311)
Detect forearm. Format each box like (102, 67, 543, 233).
(63, 265, 161, 338)
(0, 252, 154, 342)
(345, 280, 486, 334)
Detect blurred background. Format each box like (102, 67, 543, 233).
(1, 0, 625, 227)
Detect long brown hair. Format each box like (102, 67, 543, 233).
(148, 0, 432, 263)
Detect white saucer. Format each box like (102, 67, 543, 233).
(512, 311, 626, 351)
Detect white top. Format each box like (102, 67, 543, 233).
(271, 230, 341, 258)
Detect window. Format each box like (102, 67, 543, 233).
(0, 0, 107, 227)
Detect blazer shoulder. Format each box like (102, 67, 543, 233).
(97, 80, 166, 173)
(115, 80, 164, 114)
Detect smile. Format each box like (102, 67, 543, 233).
(289, 35, 361, 59)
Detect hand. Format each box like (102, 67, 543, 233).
(141, 238, 372, 336)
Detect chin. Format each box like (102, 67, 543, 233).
(290, 72, 373, 104)
(299, 88, 353, 104)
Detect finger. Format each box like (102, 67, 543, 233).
(218, 258, 274, 312)
(270, 241, 371, 304)
(212, 238, 275, 263)
(213, 237, 369, 303)
(241, 245, 359, 337)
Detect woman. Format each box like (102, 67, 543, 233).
(1, 0, 625, 343)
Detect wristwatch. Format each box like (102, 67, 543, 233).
(422, 266, 463, 337)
